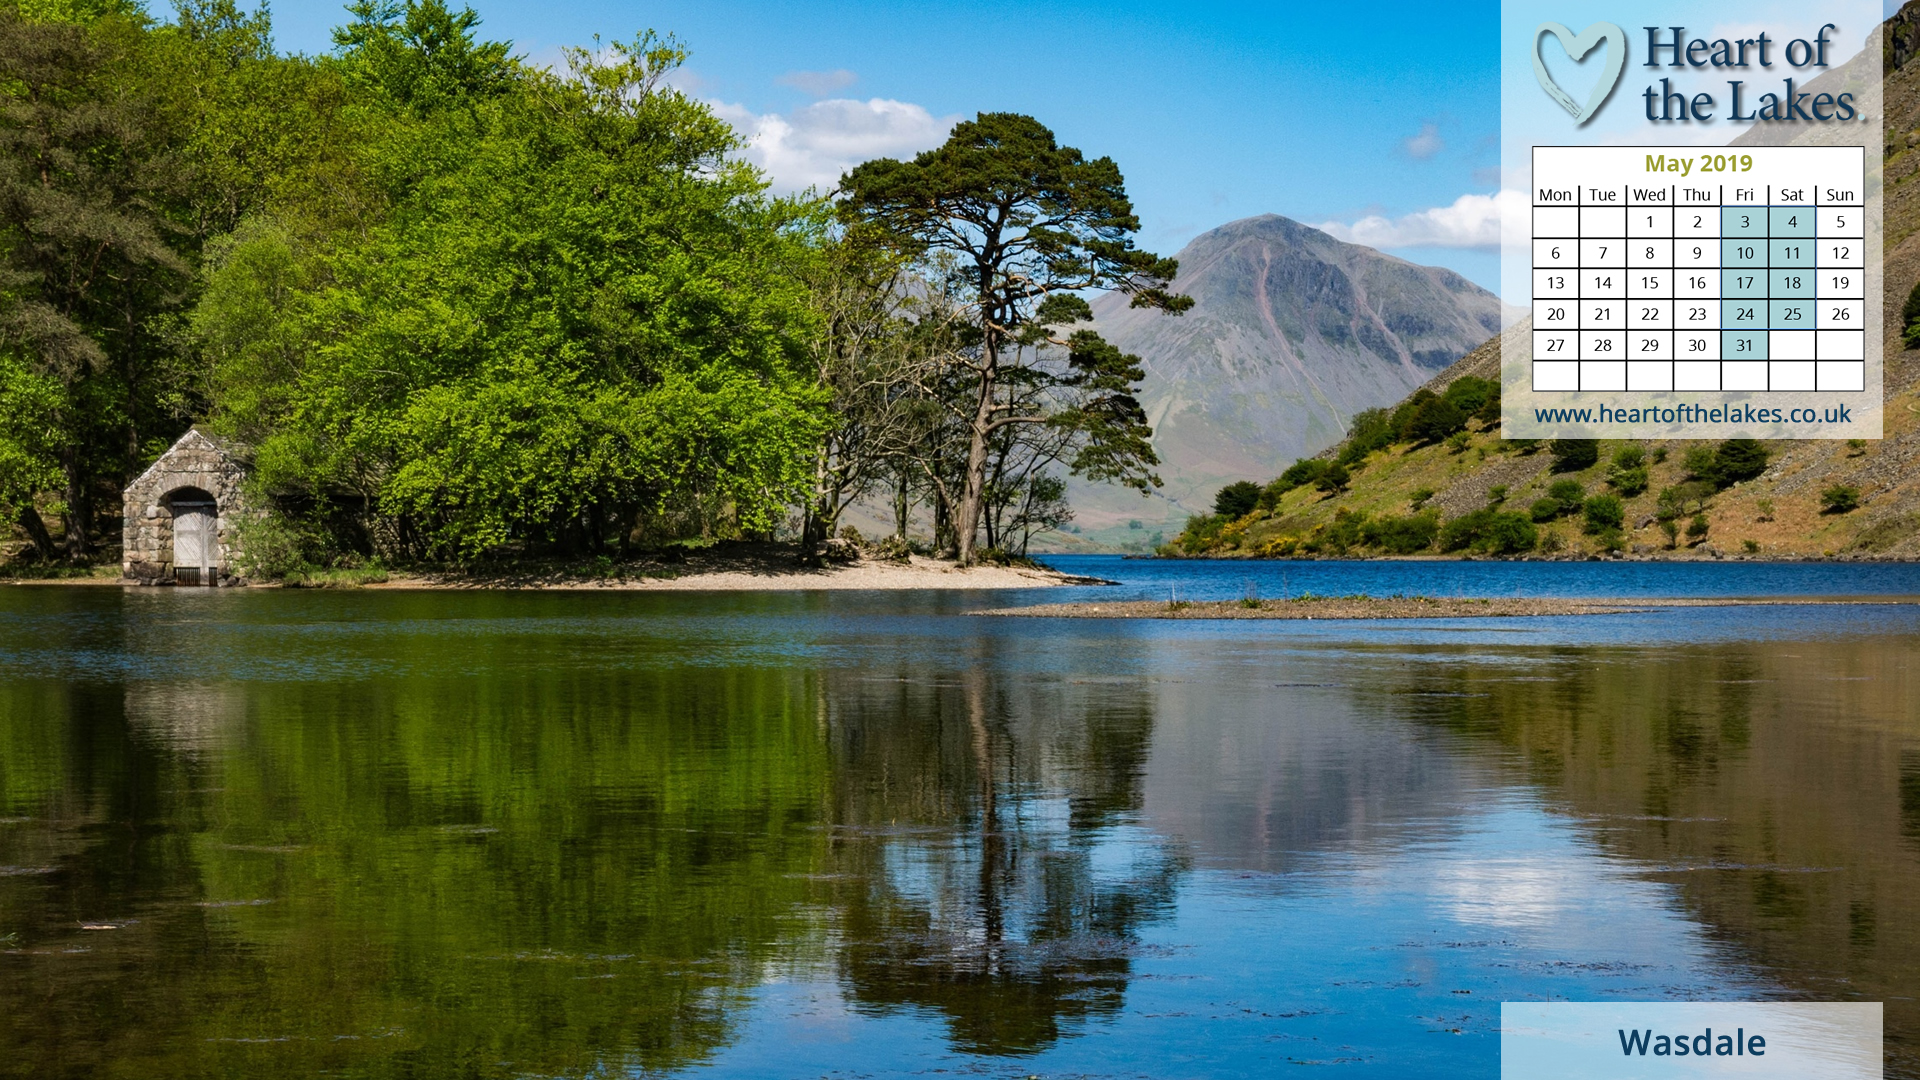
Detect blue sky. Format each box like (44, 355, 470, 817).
(261, 1, 1509, 290)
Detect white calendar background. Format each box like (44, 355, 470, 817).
(1529, 145, 1866, 396)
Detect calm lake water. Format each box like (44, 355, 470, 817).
(2, 559, 1918, 1078)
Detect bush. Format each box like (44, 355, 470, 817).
(1445, 430, 1471, 454)
(1316, 461, 1351, 493)
(1713, 438, 1770, 486)
(1608, 465, 1649, 497)
(1439, 509, 1538, 555)
(1686, 513, 1710, 540)
(1682, 444, 1719, 481)
(1530, 479, 1586, 521)
(1402, 395, 1466, 445)
(1174, 514, 1228, 554)
(1903, 279, 1920, 348)
(1549, 439, 1599, 472)
(1214, 480, 1262, 519)
(1338, 408, 1396, 465)
(1361, 511, 1440, 554)
(1821, 484, 1861, 514)
(1582, 494, 1625, 534)
(1409, 487, 1436, 510)
(1607, 445, 1648, 495)
(1262, 459, 1329, 507)
(1442, 375, 1499, 423)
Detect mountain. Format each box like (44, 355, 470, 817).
(1054, 215, 1507, 547)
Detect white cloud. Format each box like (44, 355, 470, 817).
(1314, 189, 1528, 252)
(777, 68, 858, 97)
(712, 97, 960, 194)
(1402, 122, 1444, 160)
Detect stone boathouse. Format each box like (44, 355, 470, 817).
(122, 429, 250, 586)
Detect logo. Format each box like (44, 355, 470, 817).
(1532, 21, 1627, 125)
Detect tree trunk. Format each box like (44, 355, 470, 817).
(892, 471, 909, 541)
(16, 505, 55, 562)
(954, 373, 995, 566)
(60, 454, 89, 562)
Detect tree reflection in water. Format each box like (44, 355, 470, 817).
(819, 662, 1187, 1054)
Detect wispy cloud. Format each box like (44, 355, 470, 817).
(776, 68, 858, 97)
(1402, 122, 1444, 160)
(712, 97, 960, 194)
(1314, 190, 1526, 251)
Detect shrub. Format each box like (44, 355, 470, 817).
(1821, 484, 1861, 514)
(1403, 395, 1466, 445)
(1445, 430, 1471, 454)
(1549, 439, 1599, 472)
(1174, 514, 1228, 554)
(1409, 487, 1436, 510)
(1582, 494, 1625, 534)
(1316, 462, 1351, 493)
(1713, 438, 1770, 486)
(1686, 513, 1710, 540)
(1530, 498, 1564, 522)
(1651, 446, 1669, 464)
(1338, 408, 1396, 465)
(1755, 497, 1775, 521)
(1682, 444, 1719, 481)
(1659, 519, 1680, 547)
(1361, 511, 1440, 554)
(1611, 445, 1646, 470)
(1263, 459, 1329, 507)
(1609, 465, 1649, 497)
(1487, 485, 1508, 505)
(1439, 509, 1538, 555)
(1903, 279, 1920, 348)
(1743, 539, 1760, 553)
(1442, 375, 1500, 422)
(1214, 480, 1262, 519)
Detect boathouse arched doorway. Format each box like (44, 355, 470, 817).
(165, 488, 218, 586)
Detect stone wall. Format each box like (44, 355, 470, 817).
(122, 429, 251, 585)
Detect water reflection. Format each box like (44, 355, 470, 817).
(0, 588, 1915, 1077)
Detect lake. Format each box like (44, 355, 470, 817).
(1, 559, 1917, 1078)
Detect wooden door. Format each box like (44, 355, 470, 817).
(172, 504, 216, 585)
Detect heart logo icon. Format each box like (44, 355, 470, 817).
(1532, 21, 1627, 126)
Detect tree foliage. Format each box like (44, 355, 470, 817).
(839, 112, 1188, 563)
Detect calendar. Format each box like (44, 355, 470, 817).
(1529, 145, 1866, 396)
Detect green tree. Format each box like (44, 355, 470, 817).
(1582, 494, 1624, 534)
(840, 113, 1189, 564)
(1548, 438, 1598, 472)
(1213, 480, 1260, 519)
(201, 34, 827, 559)
(1712, 438, 1770, 486)
(0, 8, 194, 557)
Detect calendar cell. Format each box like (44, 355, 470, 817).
(1722, 239, 1765, 267)
(1770, 330, 1816, 361)
(1723, 330, 1768, 361)
(1770, 361, 1816, 391)
(1722, 360, 1769, 391)
(1816, 361, 1866, 391)
(1533, 269, 1577, 298)
(1629, 240, 1673, 268)
(1534, 207, 1580, 237)
(1532, 331, 1575, 361)
(1819, 271, 1863, 299)
(1532, 299, 1575, 329)
(1580, 207, 1626, 236)
(1676, 333, 1719, 361)
(1721, 207, 1767, 237)
(1534, 239, 1577, 267)
(1768, 207, 1816, 237)
(1768, 299, 1812, 329)
(1816, 330, 1865, 360)
(1582, 300, 1624, 328)
(1674, 208, 1719, 237)
(1627, 208, 1673, 237)
(1817, 206, 1862, 237)
(1580, 360, 1626, 390)
(1628, 300, 1672, 329)
(1818, 240, 1862, 268)
(1674, 361, 1721, 390)
(1818, 299, 1863, 328)
(1628, 331, 1672, 359)
(1627, 361, 1673, 390)
(1628, 270, 1672, 299)
(1676, 301, 1719, 330)
(1579, 238, 1626, 267)
(1532, 361, 1579, 391)
(1674, 241, 1718, 268)
(1582, 270, 1624, 298)
(1769, 238, 1814, 267)
(1579, 330, 1624, 359)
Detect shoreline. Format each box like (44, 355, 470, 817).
(4, 554, 1112, 591)
(979, 595, 1920, 620)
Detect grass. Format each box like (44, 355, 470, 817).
(281, 566, 391, 588)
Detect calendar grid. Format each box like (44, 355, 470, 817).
(1530, 149, 1865, 396)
